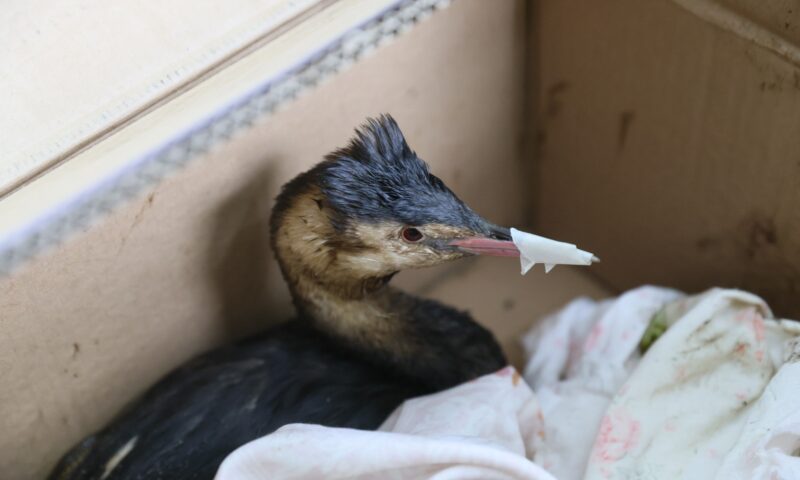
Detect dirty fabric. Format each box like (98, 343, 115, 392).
(216, 288, 800, 480)
(521, 286, 684, 479)
(525, 287, 800, 480)
(581, 289, 800, 480)
(216, 367, 556, 480)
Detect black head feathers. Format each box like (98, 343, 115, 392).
(316, 115, 486, 231)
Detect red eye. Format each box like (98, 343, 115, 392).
(401, 227, 423, 243)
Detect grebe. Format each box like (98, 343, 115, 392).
(50, 115, 520, 480)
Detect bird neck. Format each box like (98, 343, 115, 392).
(285, 271, 504, 389)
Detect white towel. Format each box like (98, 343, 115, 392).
(216, 366, 555, 480)
(216, 288, 800, 479)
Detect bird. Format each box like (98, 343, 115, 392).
(49, 114, 522, 480)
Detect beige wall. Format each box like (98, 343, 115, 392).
(535, 0, 800, 319)
(0, 1, 528, 477)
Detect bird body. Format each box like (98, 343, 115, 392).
(49, 115, 515, 480)
(52, 322, 427, 480)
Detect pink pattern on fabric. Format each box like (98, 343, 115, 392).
(592, 408, 642, 463)
(585, 323, 604, 352)
(535, 409, 546, 441)
(673, 365, 688, 381)
(752, 313, 765, 343)
(664, 419, 677, 432)
(735, 391, 749, 401)
(496, 366, 514, 377)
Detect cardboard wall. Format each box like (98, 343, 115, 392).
(7, 0, 800, 477)
(534, 0, 800, 318)
(0, 1, 529, 477)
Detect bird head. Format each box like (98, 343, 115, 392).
(270, 115, 519, 293)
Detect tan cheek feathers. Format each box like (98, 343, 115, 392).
(276, 190, 478, 279)
(345, 222, 473, 271)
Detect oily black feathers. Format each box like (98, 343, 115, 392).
(50, 313, 503, 480)
(49, 322, 427, 480)
(270, 115, 489, 240)
(317, 115, 486, 231)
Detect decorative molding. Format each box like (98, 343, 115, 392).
(0, 0, 450, 276)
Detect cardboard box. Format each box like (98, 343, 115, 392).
(1, 0, 797, 477)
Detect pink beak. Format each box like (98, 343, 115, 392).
(449, 237, 520, 257)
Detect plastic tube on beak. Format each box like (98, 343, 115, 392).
(510, 228, 598, 275)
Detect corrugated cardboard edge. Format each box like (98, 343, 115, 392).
(0, 0, 450, 277)
(672, 0, 800, 67)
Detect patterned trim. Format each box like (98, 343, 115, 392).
(0, 0, 451, 276)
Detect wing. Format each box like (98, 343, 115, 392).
(48, 323, 426, 480)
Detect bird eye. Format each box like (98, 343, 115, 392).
(401, 227, 423, 243)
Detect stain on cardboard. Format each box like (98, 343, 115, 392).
(763, 80, 781, 91)
(618, 111, 636, 151)
(546, 80, 570, 118)
(72, 342, 80, 359)
(535, 128, 547, 153)
(696, 236, 722, 252)
(118, 191, 157, 253)
(698, 214, 781, 261)
(757, 70, 800, 92)
(452, 168, 462, 186)
(742, 214, 778, 259)
(502, 298, 515, 311)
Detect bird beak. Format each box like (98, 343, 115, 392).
(448, 225, 520, 257)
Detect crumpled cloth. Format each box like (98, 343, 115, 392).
(217, 287, 800, 480)
(582, 289, 800, 480)
(216, 366, 555, 480)
(521, 286, 684, 479)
